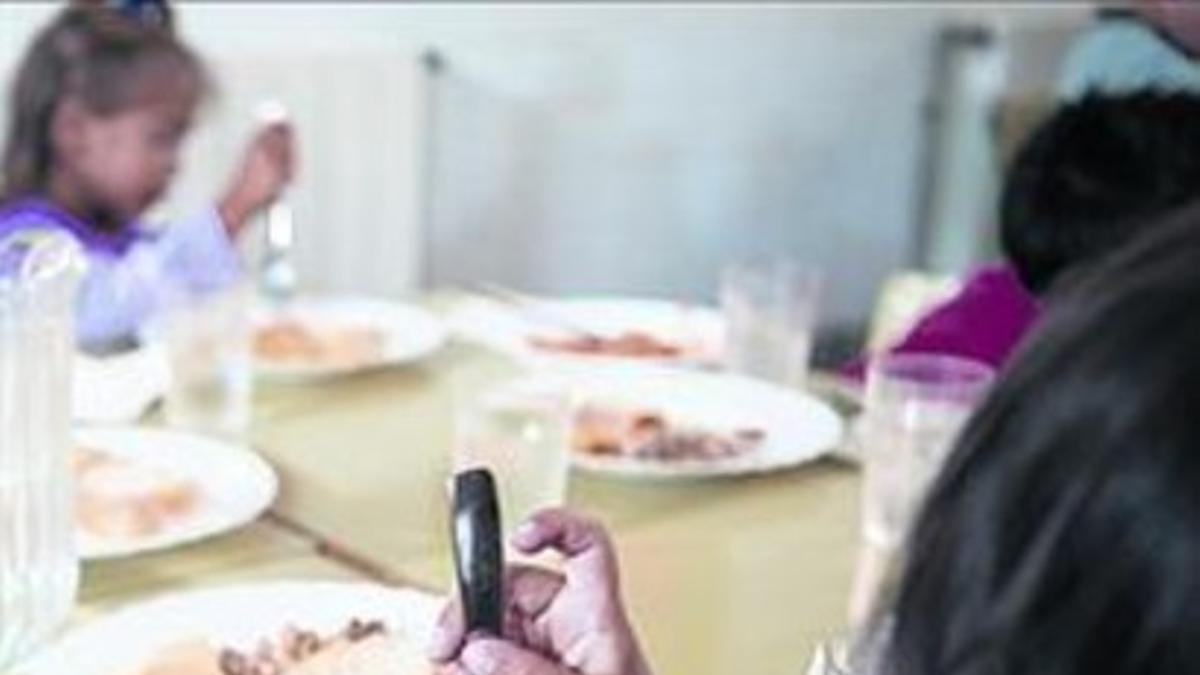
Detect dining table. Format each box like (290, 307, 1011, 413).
(70, 292, 864, 675)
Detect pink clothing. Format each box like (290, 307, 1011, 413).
(845, 264, 1040, 379)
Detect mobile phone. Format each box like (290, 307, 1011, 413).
(451, 468, 504, 635)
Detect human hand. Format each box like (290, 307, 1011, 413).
(218, 122, 295, 237)
(428, 509, 652, 675)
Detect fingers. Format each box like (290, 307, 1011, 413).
(505, 565, 565, 622)
(512, 508, 620, 591)
(511, 509, 626, 622)
(249, 123, 295, 183)
(427, 595, 467, 663)
(459, 638, 569, 675)
(430, 566, 562, 663)
(277, 125, 296, 181)
(511, 508, 614, 561)
(263, 123, 296, 182)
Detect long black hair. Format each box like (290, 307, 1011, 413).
(885, 206, 1200, 675)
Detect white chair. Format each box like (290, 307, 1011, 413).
(864, 270, 962, 354)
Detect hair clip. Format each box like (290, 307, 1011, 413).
(106, 0, 171, 30)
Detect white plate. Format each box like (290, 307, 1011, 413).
(74, 427, 278, 560)
(254, 295, 447, 380)
(560, 367, 844, 479)
(18, 581, 441, 675)
(448, 295, 724, 369)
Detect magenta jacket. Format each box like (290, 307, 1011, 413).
(845, 264, 1040, 379)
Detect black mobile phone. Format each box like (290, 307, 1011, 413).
(451, 468, 505, 636)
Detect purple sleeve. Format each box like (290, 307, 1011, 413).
(76, 208, 243, 347)
(152, 206, 243, 291)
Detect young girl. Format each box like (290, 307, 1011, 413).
(0, 0, 293, 350)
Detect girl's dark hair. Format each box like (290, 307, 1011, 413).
(886, 207, 1200, 675)
(1000, 92, 1200, 295)
(1, 1, 207, 201)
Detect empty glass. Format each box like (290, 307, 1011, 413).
(453, 377, 572, 536)
(0, 231, 84, 668)
(720, 259, 821, 389)
(161, 284, 253, 439)
(848, 353, 993, 627)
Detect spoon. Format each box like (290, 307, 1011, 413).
(255, 100, 298, 306)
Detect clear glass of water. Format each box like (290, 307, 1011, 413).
(807, 639, 853, 675)
(808, 621, 891, 675)
(162, 284, 253, 439)
(453, 377, 572, 537)
(848, 353, 993, 627)
(720, 259, 822, 389)
(0, 231, 83, 668)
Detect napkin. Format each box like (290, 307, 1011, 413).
(73, 345, 169, 423)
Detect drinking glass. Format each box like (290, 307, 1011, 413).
(808, 625, 891, 675)
(161, 284, 253, 438)
(720, 259, 821, 388)
(806, 640, 853, 675)
(453, 377, 572, 537)
(848, 353, 993, 627)
(0, 231, 84, 668)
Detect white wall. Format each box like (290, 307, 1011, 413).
(0, 3, 1088, 325)
(427, 7, 940, 327)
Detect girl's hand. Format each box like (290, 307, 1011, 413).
(428, 509, 653, 675)
(218, 122, 295, 237)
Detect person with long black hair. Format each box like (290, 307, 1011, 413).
(883, 204, 1200, 675)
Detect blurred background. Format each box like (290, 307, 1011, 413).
(0, 2, 1091, 363)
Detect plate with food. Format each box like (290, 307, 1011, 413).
(253, 296, 447, 380)
(447, 294, 723, 369)
(17, 581, 441, 675)
(74, 427, 277, 560)
(559, 367, 843, 479)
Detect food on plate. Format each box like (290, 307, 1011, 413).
(528, 331, 684, 359)
(72, 447, 198, 538)
(122, 619, 431, 675)
(124, 640, 222, 675)
(571, 404, 765, 461)
(254, 319, 384, 368)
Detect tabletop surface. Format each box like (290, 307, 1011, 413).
(248, 337, 863, 675)
(64, 297, 863, 675)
